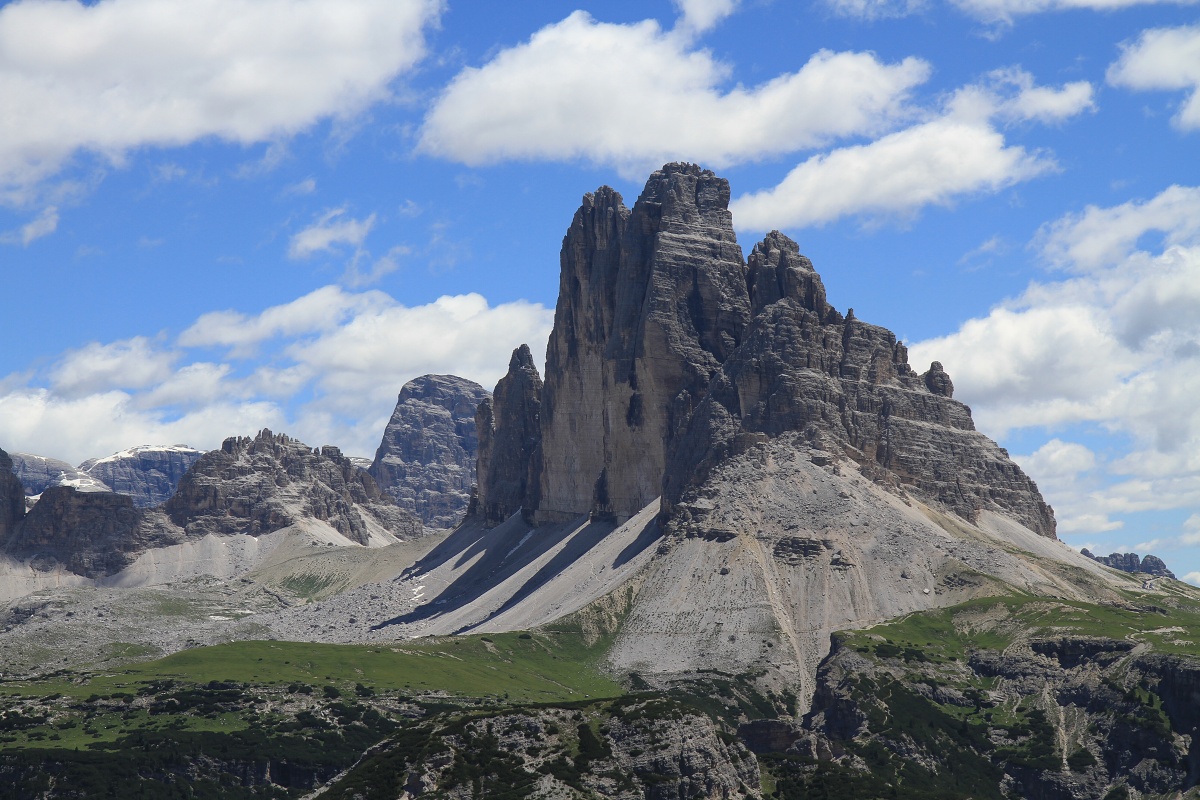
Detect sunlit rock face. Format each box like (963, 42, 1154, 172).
(368, 375, 489, 530)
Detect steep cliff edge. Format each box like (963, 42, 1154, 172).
(474, 344, 543, 527)
(369, 375, 488, 530)
(0, 449, 26, 543)
(536, 163, 752, 523)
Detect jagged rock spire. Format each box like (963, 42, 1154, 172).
(474, 344, 543, 527)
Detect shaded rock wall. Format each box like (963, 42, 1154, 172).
(474, 345, 543, 527)
(369, 375, 488, 529)
(0, 449, 25, 544)
(10, 452, 110, 496)
(537, 163, 751, 523)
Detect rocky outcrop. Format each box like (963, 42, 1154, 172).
(369, 375, 489, 530)
(536, 163, 752, 524)
(2, 487, 182, 578)
(169, 429, 420, 545)
(474, 345, 543, 527)
(9, 452, 110, 496)
(0, 449, 25, 544)
(1082, 549, 1176, 579)
(79, 445, 203, 508)
(662, 230, 1056, 538)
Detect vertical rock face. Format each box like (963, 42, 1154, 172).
(168, 429, 420, 544)
(10, 453, 111, 496)
(369, 375, 489, 530)
(662, 231, 1056, 537)
(0, 448, 26, 544)
(79, 445, 203, 508)
(536, 163, 751, 523)
(474, 345, 543, 527)
(6, 487, 181, 578)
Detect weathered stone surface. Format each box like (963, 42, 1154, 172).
(368, 375, 488, 530)
(0, 449, 26, 544)
(168, 429, 420, 544)
(537, 163, 752, 523)
(474, 344, 543, 527)
(1082, 549, 1176, 579)
(79, 445, 203, 508)
(10, 452, 110, 496)
(662, 230, 1056, 538)
(4, 487, 181, 578)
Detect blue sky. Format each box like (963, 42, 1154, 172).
(2, 0, 1200, 578)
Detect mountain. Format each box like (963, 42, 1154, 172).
(1082, 548, 1176, 579)
(9, 451, 111, 500)
(369, 374, 489, 530)
(78, 444, 203, 508)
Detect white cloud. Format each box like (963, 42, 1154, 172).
(826, 0, 929, 20)
(1, 206, 59, 245)
(283, 178, 317, 197)
(1038, 185, 1200, 272)
(418, 11, 929, 175)
(673, 0, 738, 33)
(179, 284, 393, 350)
(288, 207, 376, 260)
(1184, 571, 1200, 586)
(0, 0, 441, 202)
(730, 73, 1085, 230)
(911, 184, 1200, 536)
(1109, 24, 1200, 131)
(49, 337, 177, 398)
(1, 287, 553, 462)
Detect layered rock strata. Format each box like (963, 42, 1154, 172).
(369, 375, 488, 529)
(489, 164, 1054, 538)
(170, 429, 419, 544)
(663, 230, 1056, 538)
(474, 345, 543, 526)
(79, 445, 203, 508)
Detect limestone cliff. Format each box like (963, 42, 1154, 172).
(368, 375, 488, 529)
(1082, 549, 1176, 579)
(474, 345, 543, 527)
(537, 163, 751, 523)
(168, 429, 420, 545)
(663, 230, 1056, 538)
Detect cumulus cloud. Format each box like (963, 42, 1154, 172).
(1108, 23, 1200, 131)
(288, 208, 376, 260)
(418, 11, 929, 175)
(0, 0, 441, 202)
(673, 0, 739, 33)
(1, 286, 553, 463)
(910, 184, 1200, 536)
(1038, 185, 1200, 272)
(731, 72, 1087, 230)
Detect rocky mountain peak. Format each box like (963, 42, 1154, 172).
(1082, 549, 1176, 579)
(169, 428, 419, 544)
(483, 164, 1055, 539)
(78, 444, 203, 508)
(10, 452, 111, 498)
(537, 162, 751, 523)
(368, 374, 489, 530)
(474, 344, 543, 527)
